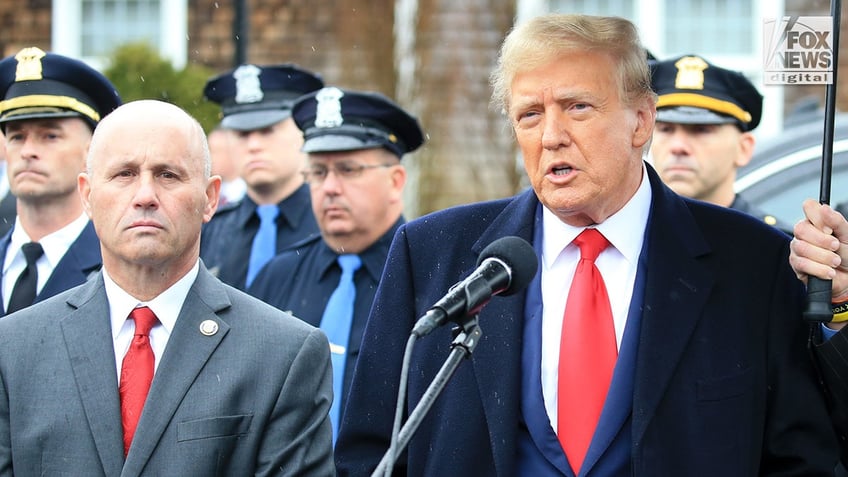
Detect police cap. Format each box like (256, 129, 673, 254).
(0, 47, 121, 130)
(650, 54, 763, 131)
(292, 87, 424, 158)
(203, 64, 323, 131)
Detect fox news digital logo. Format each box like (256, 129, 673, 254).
(764, 16, 833, 85)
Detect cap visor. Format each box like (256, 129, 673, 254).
(221, 109, 291, 131)
(656, 106, 738, 125)
(0, 109, 83, 124)
(302, 134, 383, 153)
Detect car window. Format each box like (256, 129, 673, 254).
(737, 150, 848, 225)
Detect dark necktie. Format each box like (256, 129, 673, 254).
(245, 204, 279, 288)
(558, 228, 617, 474)
(7, 242, 44, 314)
(318, 254, 362, 442)
(119, 306, 158, 456)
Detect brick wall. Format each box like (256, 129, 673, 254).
(0, 1, 52, 56)
(0, 0, 517, 217)
(409, 0, 518, 215)
(189, 0, 518, 217)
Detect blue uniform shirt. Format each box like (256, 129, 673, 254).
(248, 218, 403, 415)
(200, 184, 319, 290)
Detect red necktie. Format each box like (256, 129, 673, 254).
(119, 306, 158, 456)
(557, 228, 617, 474)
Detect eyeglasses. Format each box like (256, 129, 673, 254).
(302, 161, 395, 184)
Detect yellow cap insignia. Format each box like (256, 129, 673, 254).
(674, 56, 708, 90)
(14, 47, 46, 82)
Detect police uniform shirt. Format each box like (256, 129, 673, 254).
(729, 194, 793, 236)
(199, 183, 319, 290)
(247, 217, 404, 413)
(2, 212, 89, 310)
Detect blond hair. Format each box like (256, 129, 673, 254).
(490, 14, 654, 113)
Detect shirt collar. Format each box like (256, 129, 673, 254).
(105, 260, 200, 339)
(317, 217, 405, 282)
(542, 165, 652, 268)
(236, 184, 313, 229)
(5, 213, 90, 273)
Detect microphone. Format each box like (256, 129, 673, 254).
(411, 236, 538, 337)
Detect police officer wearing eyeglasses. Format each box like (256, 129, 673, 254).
(200, 64, 324, 290)
(248, 87, 424, 441)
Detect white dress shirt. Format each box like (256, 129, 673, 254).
(2, 213, 90, 310)
(107, 260, 200, 381)
(540, 166, 652, 430)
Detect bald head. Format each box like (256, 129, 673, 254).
(87, 99, 211, 177)
(78, 99, 221, 300)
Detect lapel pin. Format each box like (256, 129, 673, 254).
(199, 320, 219, 336)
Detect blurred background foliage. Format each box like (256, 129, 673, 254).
(103, 42, 221, 132)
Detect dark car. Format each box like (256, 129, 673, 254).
(735, 112, 848, 226)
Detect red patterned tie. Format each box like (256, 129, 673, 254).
(119, 306, 158, 456)
(557, 228, 617, 474)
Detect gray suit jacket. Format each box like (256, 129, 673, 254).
(0, 264, 334, 476)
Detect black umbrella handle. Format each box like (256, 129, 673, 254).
(805, 277, 835, 322)
(804, 0, 841, 322)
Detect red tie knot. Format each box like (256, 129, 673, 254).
(130, 306, 159, 336)
(574, 228, 609, 262)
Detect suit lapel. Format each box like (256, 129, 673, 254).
(60, 275, 125, 476)
(467, 169, 715, 473)
(121, 267, 231, 476)
(631, 169, 714, 447)
(469, 190, 539, 477)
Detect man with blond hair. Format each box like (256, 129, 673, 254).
(337, 14, 838, 476)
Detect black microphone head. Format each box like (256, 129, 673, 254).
(477, 236, 538, 295)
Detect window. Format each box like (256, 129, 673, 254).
(51, 0, 187, 69)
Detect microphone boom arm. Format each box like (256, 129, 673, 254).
(372, 319, 484, 477)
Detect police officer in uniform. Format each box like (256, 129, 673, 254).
(0, 47, 121, 316)
(201, 64, 324, 290)
(649, 54, 791, 233)
(248, 87, 424, 440)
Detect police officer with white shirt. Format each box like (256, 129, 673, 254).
(0, 47, 121, 315)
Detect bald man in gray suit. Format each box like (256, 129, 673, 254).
(0, 100, 333, 476)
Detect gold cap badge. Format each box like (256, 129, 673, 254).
(674, 56, 708, 90)
(14, 47, 46, 82)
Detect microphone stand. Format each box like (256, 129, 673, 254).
(371, 318, 484, 477)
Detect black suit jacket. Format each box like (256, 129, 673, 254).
(336, 164, 839, 476)
(813, 327, 848, 467)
